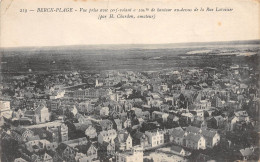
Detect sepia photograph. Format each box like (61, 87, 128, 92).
(0, 0, 259, 161)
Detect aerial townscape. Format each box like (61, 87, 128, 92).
(0, 41, 259, 162)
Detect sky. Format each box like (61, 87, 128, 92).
(0, 0, 259, 47)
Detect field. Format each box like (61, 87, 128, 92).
(0, 40, 259, 75)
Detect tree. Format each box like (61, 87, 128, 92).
(212, 110, 221, 116)
(64, 108, 74, 120)
(50, 112, 57, 121)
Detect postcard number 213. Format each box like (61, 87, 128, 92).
(20, 9, 28, 13)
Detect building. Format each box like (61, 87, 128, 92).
(0, 100, 12, 119)
(0, 100, 10, 110)
(183, 133, 206, 150)
(201, 129, 220, 148)
(170, 145, 186, 156)
(238, 147, 254, 161)
(34, 105, 50, 123)
(57, 143, 77, 162)
(100, 107, 109, 117)
(11, 127, 34, 143)
(115, 131, 133, 151)
(99, 141, 116, 157)
(46, 123, 68, 142)
(75, 142, 98, 162)
(192, 99, 212, 110)
(24, 104, 50, 124)
(50, 90, 65, 99)
(207, 115, 226, 129)
(73, 88, 111, 99)
(132, 132, 150, 148)
(113, 119, 123, 131)
(47, 100, 61, 112)
(98, 129, 117, 144)
(152, 111, 169, 123)
(85, 125, 97, 139)
(62, 137, 88, 148)
(78, 101, 93, 114)
(169, 128, 186, 145)
(25, 139, 57, 153)
(99, 119, 114, 131)
(230, 111, 250, 131)
(185, 126, 220, 149)
(145, 129, 164, 147)
(123, 118, 132, 128)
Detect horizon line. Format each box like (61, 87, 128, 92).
(1, 39, 260, 50)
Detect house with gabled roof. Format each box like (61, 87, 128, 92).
(98, 129, 117, 144)
(115, 130, 133, 151)
(75, 142, 98, 161)
(46, 149, 63, 162)
(34, 104, 50, 123)
(201, 129, 220, 148)
(142, 111, 150, 120)
(132, 131, 150, 148)
(123, 117, 132, 128)
(191, 116, 207, 128)
(145, 129, 165, 147)
(11, 127, 34, 143)
(183, 133, 206, 150)
(185, 125, 202, 134)
(99, 119, 114, 131)
(57, 143, 77, 162)
(185, 126, 220, 148)
(99, 140, 116, 157)
(238, 147, 254, 160)
(112, 118, 123, 131)
(170, 145, 186, 156)
(38, 152, 53, 162)
(207, 115, 227, 129)
(168, 128, 186, 145)
(30, 128, 52, 141)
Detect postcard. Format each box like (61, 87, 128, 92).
(0, 0, 259, 161)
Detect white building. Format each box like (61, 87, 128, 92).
(34, 105, 50, 123)
(145, 129, 164, 147)
(0, 100, 12, 119)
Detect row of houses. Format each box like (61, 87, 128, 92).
(168, 126, 220, 150)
